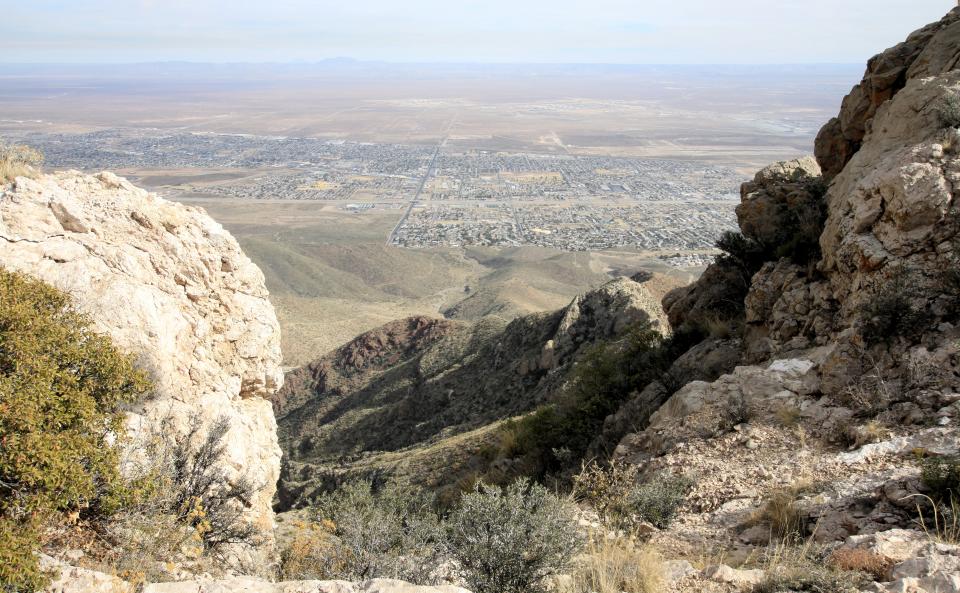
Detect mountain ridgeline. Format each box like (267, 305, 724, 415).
(273, 276, 680, 509)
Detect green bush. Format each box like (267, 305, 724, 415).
(0, 269, 150, 591)
(716, 230, 767, 277)
(921, 455, 960, 505)
(509, 320, 698, 474)
(937, 93, 960, 128)
(311, 480, 445, 583)
(858, 269, 932, 345)
(446, 479, 582, 593)
(627, 473, 693, 529)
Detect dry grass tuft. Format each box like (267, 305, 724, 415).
(0, 142, 43, 182)
(751, 480, 814, 542)
(755, 542, 867, 593)
(826, 548, 893, 582)
(569, 536, 663, 593)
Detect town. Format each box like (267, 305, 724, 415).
(9, 127, 742, 255)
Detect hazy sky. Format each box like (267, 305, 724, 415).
(0, 0, 954, 64)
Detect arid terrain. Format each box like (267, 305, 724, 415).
(0, 63, 854, 364)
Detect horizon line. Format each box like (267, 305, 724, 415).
(0, 60, 864, 67)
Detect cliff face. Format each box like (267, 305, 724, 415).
(613, 10, 960, 592)
(0, 171, 283, 566)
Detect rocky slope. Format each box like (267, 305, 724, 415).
(275, 276, 668, 509)
(609, 8, 960, 593)
(0, 171, 284, 569)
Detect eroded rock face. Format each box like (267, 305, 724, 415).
(815, 7, 960, 180)
(0, 171, 283, 567)
(736, 156, 823, 248)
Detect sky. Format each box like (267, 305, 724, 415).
(0, 0, 954, 64)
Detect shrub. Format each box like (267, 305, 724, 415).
(826, 548, 893, 582)
(0, 142, 43, 182)
(510, 319, 696, 474)
(716, 231, 767, 287)
(626, 472, 693, 529)
(312, 480, 445, 583)
(572, 460, 642, 526)
(0, 269, 150, 591)
(937, 92, 960, 128)
(775, 405, 802, 427)
(571, 535, 663, 593)
(921, 455, 960, 505)
(754, 562, 865, 593)
(278, 519, 342, 580)
(163, 416, 263, 551)
(446, 479, 581, 593)
(858, 268, 931, 345)
(752, 481, 813, 542)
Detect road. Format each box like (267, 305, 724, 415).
(386, 138, 444, 246)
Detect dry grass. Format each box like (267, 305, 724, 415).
(751, 480, 814, 542)
(0, 143, 43, 182)
(569, 536, 663, 593)
(754, 540, 867, 593)
(699, 315, 739, 339)
(826, 548, 893, 582)
(775, 405, 802, 427)
(0, 160, 37, 182)
(913, 494, 960, 544)
(278, 519, 341, 580)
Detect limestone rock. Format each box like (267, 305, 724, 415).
(554, 276, 668, 353)
(736, 156, 822, 248)
(702, 564, 764, 586)
(0, 171, 283, 566)
(814, 7, 960, 180)
(39, 556, 471, 593)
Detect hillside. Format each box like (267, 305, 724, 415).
(274, 276, 669, 508)
(190, 200, 690, 366)
(273, 7, 960, 592)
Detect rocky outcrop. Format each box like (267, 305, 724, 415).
(815, 7, 960, 181)
(611, 10, 960, 593)
(40, 556, 470, 593)
(736, 156, 823, 247)
(0, 171, 283, 567)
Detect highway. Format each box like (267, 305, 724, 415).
(386, 139, 443, 246)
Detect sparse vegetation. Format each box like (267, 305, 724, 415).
(573, 462, 692, 530)
(826, 548, 893, 582)
(163, 415, 264, 551)
(570, 535, 663, 593)
(311, 480, 445, 583)
(937, 92, 960, 128)
(504, 320, 701, 477)
(754, 561, 866, 593)
(627, 473, 694, 529)
(278, 519, 341, 580)
(0, 142, 43, 183)
(573, 460, 642, 526)
(0, 269, 151, 591)
(921, 455, 960, 505)
(752, 481, 814, 542)
(775, 404, 802, 427)
(447, 479, 581, 593)
(754, 543, 868, 593)
(858, 267, 932, 345)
